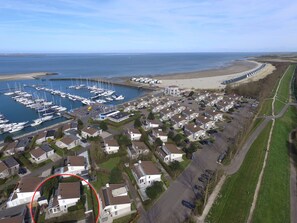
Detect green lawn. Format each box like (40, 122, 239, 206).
(252, 106, 297, 223)
(258, 98, 273, 116)
(274, 64, 296, 115)
(100, 157, 120, 171)
(92, 171, 110, 191)
(276, 65, 296, 101)
(206, 121, 272, 223)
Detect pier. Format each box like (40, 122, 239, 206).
(48, 77, 156, 91)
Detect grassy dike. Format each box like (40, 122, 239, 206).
(252, 106, 297, 223)
(206, 121, 272, 223)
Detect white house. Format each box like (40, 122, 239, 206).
(104, 139, 120, 154)
(184, 123, 207, 141)
(171, 104, 186, 114)
(99, 183, 131, 222)
(182, 108, 199, 120)
(35, 131, 47, 145)
(151, 103, 164, 113)
(57, 156, 86, 176)
(127, 141, 150, 159)
(30, 144, 54, 163)
(0, 157, 19, 179)
(3, 141, 18, 156)
(136, 100, 148, 109)
(216, 101, 234, 112)
(6, 177, 43, 208)
(123, 103, 137, 113)
(164, 85, 180, 96)
(48, 182, 81, 214)
(205, 110, 224, 121)
(151, 129, 168, 142)
(132, 161, 162, 190)
(157, 143, 184, 164)
(142, 120, 160, 131)
(171, 114, 188, 129)
(159, 108, 175, 121)
(195, 116, 216, 130)
(81, 126, 101, 138)
(56, 135, 80, 150)
(127, 128, 142, 141)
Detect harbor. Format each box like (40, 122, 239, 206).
(0, 78, 149, 141)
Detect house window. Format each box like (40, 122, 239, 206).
(115, 211, 118, 215)
(114, 205, 117, 209)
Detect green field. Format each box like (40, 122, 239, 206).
(252, 106, 297, 223)
(258, 98, 273, 116)
(100, 157, 120, 171)
(206, 122, 272, 223)
(274, 65, 296, 114)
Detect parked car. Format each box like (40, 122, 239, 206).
(181, 200, 196, 210)
(198, 176, 207, 183)
(18, 167, 27, 175)
(205, 169, 215, 176)
(217, 152, 227, 164)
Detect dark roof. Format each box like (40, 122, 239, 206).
(105, 139, 119, 147)
(163, 144, 183, 154)
(67, 156, 85, 166)
(17, 177, 43, 193)
(58, 182, 80, 199)
(60, 135, 79, 145)
(40, 144, 53, 153)
(30, 147, 45, 158)
(82, 126, 99, 135)
(16, 138, 30, 148)
(100, 184, 130, 208)
(0, 162, 8, 173)
(0, 204, 27, 223)
(133, 161, 160, 178)
(46, 130, 56, 138)
(3, 157, 19, 168)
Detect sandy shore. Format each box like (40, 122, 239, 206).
(157, 60, 257, 79)
(157, 60, 275, 90)
(0, 72, 57, 81)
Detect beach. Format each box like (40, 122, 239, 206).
(0, 72, 57, 81)
(156, 60, 275, 89)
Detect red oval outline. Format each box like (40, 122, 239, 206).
(29, 173, 100, 223)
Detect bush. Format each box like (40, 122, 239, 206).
(134, 118, 142, 128)
(109, 167, 123, 184)
(99, 121, 108, 131)
(4, 135, 14, 143)
(77, 119, 83, 131)
(145, 181, 164, 200)
(173, 134, 183, 144)
(55, 126, 64, 139)
(148, 112, 155, 120)
(155, 138, 163, 147)
(168, 131, 175, 139)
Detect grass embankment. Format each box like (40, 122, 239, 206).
(252, 106, 297, 223)
(274, 65, 296, 114)
(206, 121, 272, 223)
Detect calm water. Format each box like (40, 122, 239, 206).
(0, 53, 264, 78)
(0, 79, 147, 141)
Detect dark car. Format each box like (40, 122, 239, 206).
(18, 167, 27, 175)
(181, 200, 196, 210)
(201, 173, 212, 181)
(205, 169, 215, 176)
(198, 176, 207, 183)
(194, 185, 205, 195)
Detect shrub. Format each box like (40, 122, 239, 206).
(145, 181, 164, 200)
(99, 121, 108, 131)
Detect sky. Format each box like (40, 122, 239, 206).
(0, 0, 297, 53)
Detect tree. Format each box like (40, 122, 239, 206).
(55, 126, 64, 139)
(168, 131, 175, 139)
(4, 135, 14, 143)
(147, 112, 155, 120)
(155, 138, 163, 147)
(134, 118, 142, 128)
(99, 121, 108, 131)
(169, 161, 182, 172)
(77, 119, 84, 131)
(161, 124, 168, 132)
(145, 181, 164, 200)
(109, 167, 123, 184)
(188, 91, 194, 97)
(173, 134, 183, 144)
(118, 135, 131, 146)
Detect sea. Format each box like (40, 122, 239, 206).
(0, 52, 263, 141)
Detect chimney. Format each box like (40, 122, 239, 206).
(106, 183, 110, 188)
(194, 125, 197, 128)
(138, 160, 142, 164)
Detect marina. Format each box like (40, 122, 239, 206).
(0, 78, 148, 141)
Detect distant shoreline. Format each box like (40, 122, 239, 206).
(0, 72, 58, 81)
